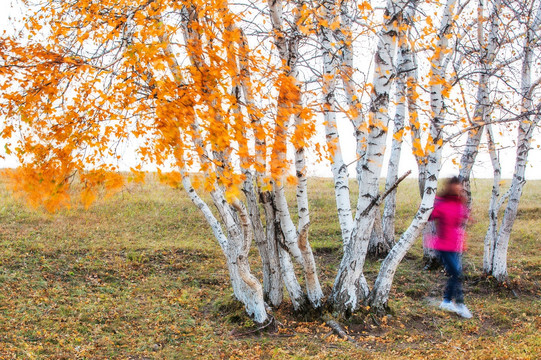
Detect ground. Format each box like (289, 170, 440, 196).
(0, 176, 539, 359)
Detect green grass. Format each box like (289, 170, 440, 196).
(0, 176, 539, 359)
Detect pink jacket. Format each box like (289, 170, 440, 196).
(428, 196, 469, 252)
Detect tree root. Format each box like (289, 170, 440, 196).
(231, 316, 277, 337)
(324, 318, 370, 349)
(325, 319, 353, 341)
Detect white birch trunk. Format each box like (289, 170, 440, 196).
(268, 0, 323, 309)
(182, 16, 270, 319)
(292, 22, 322, 305)
(369, 0, 457, 310)
(260, 193, 306, 309)
(491, 115, 539, 281)
(271, 184, 302, 256)
(294, 111, 324, 308)
(243, 175, 283, 307)
(319, 0, 354, 246)
(491, 3, 541, 281)
(368, 210, 388, 257)
(458, 109, 485, 206)
(410, 67, 438, 267)
(458, 0, 501, 205)
(336, 1, 367, 183)
(395, 2, 437, 266)
(380, 2, 417, 254)
(235, 28, 285, 306)
(331, 0, 404, 313)
(381, 100, 404, 255)
(167, 13, 270, 322)
(369, 147, 442, 309)
(483, 123, 502, 273)
(183, 21, 268, 321)
(181, 171, 268, 323)
(273, 181, 323, 308)
(229, 198, 268, 323)
(208, 170, 268, 323)
(406, 45, 425, 196)
(262, 192, 306, 309)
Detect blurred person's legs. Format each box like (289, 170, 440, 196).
(439, 251, 464, 303)
(438, 251, 472, 318)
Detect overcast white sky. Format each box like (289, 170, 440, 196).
(1, 2, 540, 180)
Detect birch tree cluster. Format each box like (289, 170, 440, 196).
(0, 0, 539, 323)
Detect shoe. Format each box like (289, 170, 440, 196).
(455, 303, 473, 319)
(439, 300, 457, 313)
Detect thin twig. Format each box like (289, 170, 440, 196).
(345, 155, 364, 168)
(360, 170, 413, 217)
(379, 170, 413, 204)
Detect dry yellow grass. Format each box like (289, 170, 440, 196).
(0, 176, 539, 359)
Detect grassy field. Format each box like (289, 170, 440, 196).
(0, 176, 539, 359)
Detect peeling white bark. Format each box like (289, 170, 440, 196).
(406, 41, 424, 196)
(209, 188, 267, 320)
(244, 175, 283, 307)
(178, 12, 269, 322)
(273, 181, 323, 308)
(181, 171, 228, 252)
(491, 116, 539, 281)
(234, 28, 288, 307)
(395, 2, 437, 265)
(294, 112, 324, 308)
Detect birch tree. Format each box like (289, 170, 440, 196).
(330, 0, 406, 313)
(267, 0, 324, 309)
(319, 0, 355, 249)
(379, 0, 419, 257)
(486, 1, 541, 281)
(0, 0, 328, 323)
(457, 0, 502, 207)
(369, 0, 459, 310)
(400, 5, 440, 268)
(452, 0, 541, 280)
(2, 0, 537, 323)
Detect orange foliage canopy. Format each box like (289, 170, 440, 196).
(0, 0, 317, 210)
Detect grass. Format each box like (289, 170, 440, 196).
(0, 176, 539, 359)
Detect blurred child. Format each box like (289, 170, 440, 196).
(429, 176, 472, 318)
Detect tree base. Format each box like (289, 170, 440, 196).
(367, 242, 392, 259)
(423, 254, 441, 271)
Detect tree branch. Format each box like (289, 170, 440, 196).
(360, 170, 413, 217)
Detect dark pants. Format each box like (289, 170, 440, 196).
(438, 251, 464, 304)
